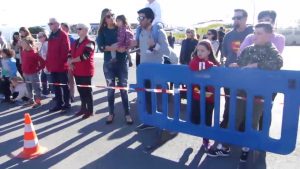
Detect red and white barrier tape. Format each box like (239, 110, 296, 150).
(18, 80, 283, 104)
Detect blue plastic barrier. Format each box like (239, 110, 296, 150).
(131, 63, 300, 155)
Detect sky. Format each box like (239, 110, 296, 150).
(0, 0, 298, 28)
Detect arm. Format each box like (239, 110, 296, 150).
(221, 35, 228, 58)
(36, 53, 46, 71)
(61, 32, 71, 63)
(70, 42, 95, 64)
(155, 30, 171, 56)
(96, 30, 117, 52)
(258, 47, 283, 70)
(275, 35, 286, 54)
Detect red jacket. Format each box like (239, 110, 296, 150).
(21, 49, 45, 74)
(189, 57, 216, 103)
(46, 29, 70, 72)
(71, 37, 95, 76)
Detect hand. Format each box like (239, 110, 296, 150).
(229, 63, 239, 68)
(130, 40, 138, 48)
(69, 64, 74, 71)
(243, 63, 258, 68)
(67, 59, 73, 66)
(147, 38, 155, 48)
(117, 47, 126, 53)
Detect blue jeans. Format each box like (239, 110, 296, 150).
(103, 61, 130, 115)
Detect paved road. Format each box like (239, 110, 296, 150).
(0, 46, 299, 169)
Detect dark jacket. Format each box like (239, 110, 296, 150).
(180, 38, 198, 64)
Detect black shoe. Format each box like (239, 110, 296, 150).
(82, 112, 93, 119)
(240, 151, 249, 162)
(70, 97, 75, 103)
(207, 147, 231, 157)
(49, 106, 63, 112)
(62, 105, 71, 110)
(136, 124, 155, 131)
(75, 110, 85, 117)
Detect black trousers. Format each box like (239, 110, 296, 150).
(16, 58, 23, 77)
(191, 99, 214, 126)
(75, 76, 93, 113)
(51, 72, 70, 107)
(0, 77, 11, 101)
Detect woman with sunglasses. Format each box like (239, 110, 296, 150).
(206, 29, 219, 56)
(96, 8, 133, 125)
(68, 23, 95, 119)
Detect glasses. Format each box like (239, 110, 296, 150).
(48, 22, 55, 26)
(207, 33, 212, 35)
(232, 16, 243, 20)
(186, 31, 191, 34)
(77, 28, 83, 31)
(38, 36, 44, 39)
(106, 14, 115, 19)
(137, 16, 146, 22)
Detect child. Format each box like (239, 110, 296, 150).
(0, 48, 17, 103)
(20, 37, 45, 108)
(189, 40, 220, 151)
(111, 15, 134, 67)
(208, 23, 283, 162)
(10, 76, 29, 102)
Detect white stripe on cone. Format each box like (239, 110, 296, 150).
(24, 124, 35, 132)
(24, 138, 38, 148)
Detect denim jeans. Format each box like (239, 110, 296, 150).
(24, 73, 42, 100)
(103, 61, 130, 115)
(51, 72, 70, 107)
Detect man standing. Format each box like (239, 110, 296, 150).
(208, 9, 253, 157)
(146, 0, 163, 25)
(46, 18, 71, 113)
(136, 7, 171, 130)
(216, 27, 225, 57)
(61, 22, 76, 102)
(167, 32, 175, 48)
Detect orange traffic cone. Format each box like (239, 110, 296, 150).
(15, 113, 47, 159)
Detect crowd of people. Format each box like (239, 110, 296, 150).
(0, 0, 285, 163)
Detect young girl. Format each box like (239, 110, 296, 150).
(0, 48, 17, 103)
(111, 15, 134, 67)
(189, 40, 220, 150)
(20, 37, 45, 108)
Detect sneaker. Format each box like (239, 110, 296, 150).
(240, 151, 249, 162)
(136, 124, 155, 131)
(207, 147, 230, 157)
(32, 103, 41, 109)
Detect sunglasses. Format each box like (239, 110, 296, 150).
(77, 28, 83, 31)
(232, 16, 243, 20)
(48, 22, 55, 26)
(207, 33, 212, 35)
(137, 16, 146, 22)
(186, 31, 191, 34)
(106, 14, 115, 19)
(38, 36, 44, 39)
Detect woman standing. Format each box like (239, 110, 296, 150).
(11, 32, 22, 76)
(68, 23, 95, 119)
(179, 28, 198, 65)
(96, 8, 133, 125)
(206, 29, 219, 56)
(38, 32, 53, 96)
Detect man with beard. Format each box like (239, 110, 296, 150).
(207, 9, 253, 157)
